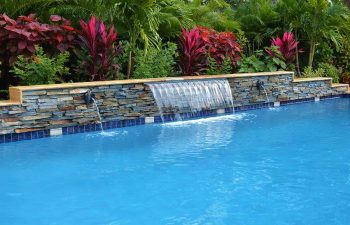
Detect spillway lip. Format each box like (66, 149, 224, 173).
(164, 77, 185, 81)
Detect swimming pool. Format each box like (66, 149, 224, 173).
(1, 98, 350, 225)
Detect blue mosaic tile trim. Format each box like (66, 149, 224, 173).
(1, 95, 349, 144)
(62, 118, 146, 135)
(280, 97, 315, 106)
(0, 129, 50, 144)
(234, 102, 274, 112)
(319, 94, 345, 100)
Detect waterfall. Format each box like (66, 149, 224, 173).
(148, 79, 234, 122)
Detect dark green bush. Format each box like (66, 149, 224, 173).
(133, 42, 178, 79)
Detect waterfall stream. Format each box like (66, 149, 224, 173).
(92, 98, 104, 131)
(148, 79, 234, 122)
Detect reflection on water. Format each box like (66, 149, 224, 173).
(151, 114, 251, 163)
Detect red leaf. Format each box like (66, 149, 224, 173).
(56, 33, 64, 43)
(10, 45, 17, 53)
(62, 25, 75, 31)
(270, 32, 302, 64)
(18, 41, 27, 50)
(77, 16, 120, 81)
(50, 15, 62, 22)
(27, 45, 35, 53)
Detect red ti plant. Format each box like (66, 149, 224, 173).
(267, 32, 302, 64)
(178, 27, 208, 76)
(77, 16, 121, 81)
(199, 26, 241, 68)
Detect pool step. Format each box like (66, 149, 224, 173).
(293, 77, 332, 83)
(331, 83, 349, 93)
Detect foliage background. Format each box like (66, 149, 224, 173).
(1, 0, 350, 98)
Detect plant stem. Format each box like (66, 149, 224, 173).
(295, 33, 301, 76)
(308, 40, 316, 68)
(127, 50, 132, 79)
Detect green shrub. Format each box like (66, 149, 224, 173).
(12, 46, 69, 85)
(237, 47, 286, 73)
(237, 52, 266, 73)
(302, 64, 340, 83)
(133, 42, 178, 79)
(340, 72, 350, 84)
(318, 63, 340, 83)
(207, 57, 232, 75)
(302, 66, 325, 78)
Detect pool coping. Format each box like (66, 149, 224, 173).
(0, 93, 348, 144)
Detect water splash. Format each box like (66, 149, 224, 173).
(148, 79, 234, 122)
(162, 113, 249, 127)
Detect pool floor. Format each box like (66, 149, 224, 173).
(1, 98, 350, 225)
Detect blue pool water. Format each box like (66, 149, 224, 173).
(1, 98, 350, 225)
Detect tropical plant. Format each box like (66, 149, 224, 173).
(207, 56, 232, 75)
(275, 0, 305, 75)
(133, 42, 178, 79)
(318, 62, 340, 83)
(76, 16, 121, 81)
(267, 32, 302, 65)
(0, 14, 48, 65)
(238, 48, 287, 73)
(235, 0, 280, 52)
(302, 66, 325, 78)
(198, 26, 241, 68)
(176, 0, 241, 32)
(178, 27, 208, 75)
(1, 0, 53, 17)
(264, 46, 288, 71)
(113, 0, 161, 78)
(0, 13, 75, 65)
(301, 0, 350, 67)
(46, 15, 76, 53)
(340, 72, 350, 85)
(335, 37, 350, 73)
(237, 52, 266, 73)
(1, 0, 115, 23)
(11, 46, 69, 85)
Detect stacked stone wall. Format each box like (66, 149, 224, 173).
(0, 72, 348, 134)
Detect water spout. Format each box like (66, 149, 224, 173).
(85, 90, 103, 131)
(256, 80, 270, 103)
(84, 90, 95, 105)
(92, 98, 103, 131)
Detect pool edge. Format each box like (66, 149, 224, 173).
(1, 93, 349, 144)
